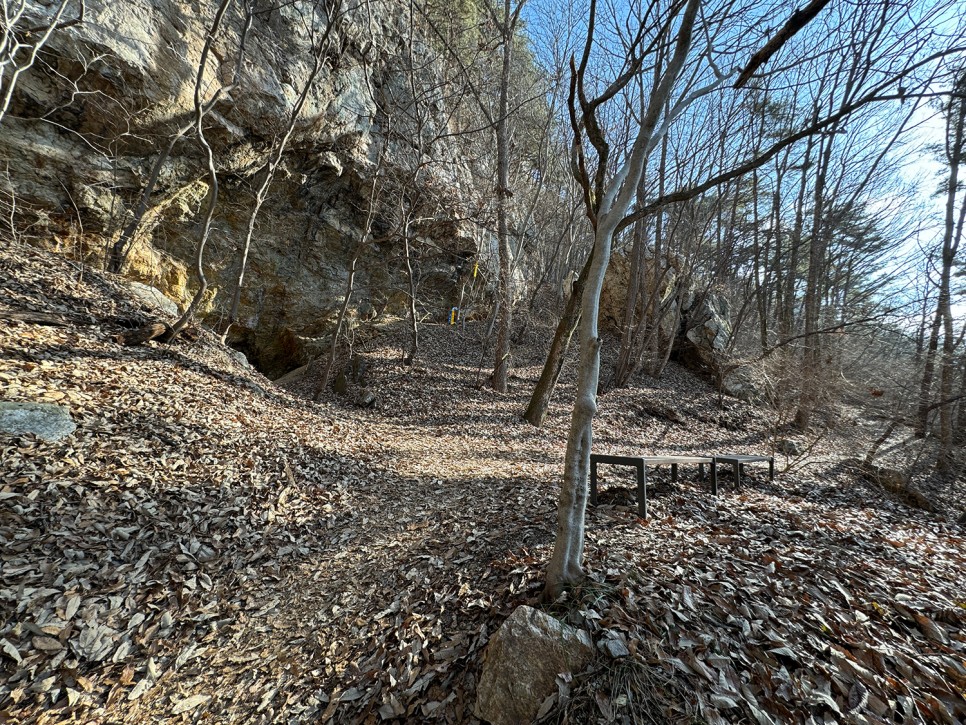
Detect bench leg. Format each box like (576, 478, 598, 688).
(699, 463, 705, 479)
(590, 459, 598, 505)
(734, 462, 742, 490)
(671, 463, 678, 483)
(711, 461, 718, 496)
(769, 457, 775, 480)
(637, 463, 647, 519)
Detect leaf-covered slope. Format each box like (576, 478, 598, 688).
(1, 243, 964, 723)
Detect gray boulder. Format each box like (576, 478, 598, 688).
(0, 402, 76, 441)
(474, 606, 594, 725)
(679, 290, 731, 371)
(355, 387, 377, 408)
(721, 368, 762, 403)
(125, 281, 179, 317)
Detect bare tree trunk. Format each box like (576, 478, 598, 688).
(108, 127, 188, 273)
(916, 295, 944, 437)
(492, 0, 525, 392)
(794, 127, 836, 430)
(522, 251, 591, 426)
(750, 165, 770, 353)
(779, 134, 814, 342)
(918, 75, 965, 441)
(936, 77, 966, 467)
(547, 0, 702, 598)
(314, 234, 369, 400)
(938, 311, 957, 470)
(644, 136, 669, 377)
(404, 229, 418, 364)
(612, 215, 646, 387)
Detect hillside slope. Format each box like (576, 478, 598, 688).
(1, 244, 964, 723)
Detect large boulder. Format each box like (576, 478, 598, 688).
(0, 402, 76, 441)
(720, 367, 762, 403)
(677, 289, 731, 373)
(599, 254, 760, 398)
(599, 251, 679, 339)
(474, 606, 594, 725)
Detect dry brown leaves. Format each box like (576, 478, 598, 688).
(1, 243, 964, 724)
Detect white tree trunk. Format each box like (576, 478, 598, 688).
(545, 0, 703, 598)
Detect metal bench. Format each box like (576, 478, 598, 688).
(589, 454, 717, 519)
(714, 454, 774, 489)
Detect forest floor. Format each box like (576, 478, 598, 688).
(1, 242, 965, 724)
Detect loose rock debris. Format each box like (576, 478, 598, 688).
(1, 243, 963, 723)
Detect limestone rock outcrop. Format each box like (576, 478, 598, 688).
(3, 0, 481, 377)
(474, 606, 594, 725)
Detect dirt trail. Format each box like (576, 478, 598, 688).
(2, 243, 964, 724)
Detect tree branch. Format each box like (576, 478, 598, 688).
(733, 0, 833, 89)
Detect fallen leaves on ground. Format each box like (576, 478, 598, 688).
(1, 243, 963, 723)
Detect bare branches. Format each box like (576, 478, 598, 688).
(168, 0, 255, 339)
(733, 0, 833, 89)
(616, 44, 966, 236)
(0, 0, 85, 125)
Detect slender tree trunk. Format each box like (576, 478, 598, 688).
(546, 0, 701, 598)
(522, 252, 591, 426)
(938, 308, 957, 470)
(794, 132, 835, 429)
(314, 235, 368, 400)
(936, 81, 966, 466)
(780, 136, 813, 342)
(916, 298, 944, 437)
(613, 215, 646, 387)
(651, 287, 682, 378)
(751, 166, 770, 353)
(918, 79, 965, 440)
(404, 229, 418, 364)
(545, 219, 615, 595)
(492, 0, 523, 392)
(108, 127, 188, 273)
(914, 278, 930, 369)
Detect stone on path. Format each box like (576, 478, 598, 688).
(0, 402, 76, 441)
(474, 605, 594, 725)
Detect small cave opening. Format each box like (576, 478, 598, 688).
(224, 327, 306, 382)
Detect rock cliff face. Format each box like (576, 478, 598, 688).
(3, 0, 482, 377)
